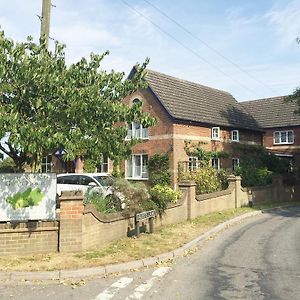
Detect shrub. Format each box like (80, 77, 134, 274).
(148, 154, 171, 186)
(84, 190, 119, 214)
(149, 184, 182, 214)
(111, 178, 156, 215)
(180, 166, 222, 195)
(236, 167, 272, 187)
(0, 157, 18, 173)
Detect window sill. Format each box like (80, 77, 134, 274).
(273, 142, 294, 145)
(125, 137, 149, 141)
(211, 138, 220, 141)
(231, 140, 240, 143)
(125, 177, 148, 181)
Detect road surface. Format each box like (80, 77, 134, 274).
(1, 206, 299, 300)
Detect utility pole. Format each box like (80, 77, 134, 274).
(40, 0, 51, 48)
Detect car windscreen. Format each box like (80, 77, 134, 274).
(93, 176, 114, 187)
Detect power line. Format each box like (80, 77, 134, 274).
(143, 0, 278, 94)
(121, 0, 261, 97)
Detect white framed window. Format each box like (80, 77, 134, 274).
(273, 130, 294, 145)
(211, 158, 220, 170)
(126, 122, 148, 140)
(231, 130, 239, 142)
(232, 158, 240, 171)
(41, 155, 52, 173)
(96, 155, 109, 173)
(126, 154, 148, 179)
(211, 127, 220, 141)
(188, 156, 199, 171)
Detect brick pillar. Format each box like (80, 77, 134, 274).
(59, 191, 84, 252)
(179, 181, 196, 220)
(227, 175, 242, 208)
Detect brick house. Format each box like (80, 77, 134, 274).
(242, 96, 300, 170)
(123, 68, 263, 187)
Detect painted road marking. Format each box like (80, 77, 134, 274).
(126, 267, 171, 299)
(93, 277, 133, 300)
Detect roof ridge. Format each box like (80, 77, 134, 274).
(242, 95, 288, 104)
(146, 69, 233, 97)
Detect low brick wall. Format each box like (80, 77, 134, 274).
(2, 176, 298, 255)
(82, 207, 135, 250)
(0, 220, 58, 255)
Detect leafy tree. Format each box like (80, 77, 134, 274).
(0, 31, 156, 172)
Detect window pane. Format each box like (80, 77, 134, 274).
(288, 131, 294, 143)
(188, 156, 198, 171)
(41, 155, 52, 173)
(134, 155, 141, 177)
(212, 158, 219, 170)
(281, 132, 287, 143)
(142, 127, 148, 139)
(126, 123, 132, 139)
(232, 158, 239, 171)
(96, 155, 109, 173)
(274, 132, 280, 143)
(212, 127, 219, 139)
(141, 155, 148, 178)
(232, 130, 239, 141)
(133, 122, 141, 138)
(126, 159, 132, 178)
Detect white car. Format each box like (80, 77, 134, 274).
(56, 173, 113, 198)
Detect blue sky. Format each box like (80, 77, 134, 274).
(0, 0, 299, 101)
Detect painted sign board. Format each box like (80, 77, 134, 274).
(0, 173, 57, 221)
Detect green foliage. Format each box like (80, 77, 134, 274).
(0, 31, 156, 172)
(148, 154, 171, 186)
(111, 178, 155, 215)
(83, 159, 96, 173)
(6, 187, 44, 209)
(235, 166, 272, 187)
(149, 185, 182, 214)
(180, 167, 223, 194)
(287, 87, 300, 115)
(0, 157, 18, 173)
(218, 169, 229, 190)
(84, 190, 118, 214)
(184, 140, 229, 167)
(233, 144, 290, 186)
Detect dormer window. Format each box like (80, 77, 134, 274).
(231, 130, 239, 142)
(211, 127, 220, 140)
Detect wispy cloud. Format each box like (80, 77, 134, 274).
(265, 0, 300, 47)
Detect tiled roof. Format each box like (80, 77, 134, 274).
(144, 69, 261, 131)
(241, 96, 300, 128)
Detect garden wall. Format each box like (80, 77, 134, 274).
(1, 175, 299, 255)
(0, 221, 58, 255)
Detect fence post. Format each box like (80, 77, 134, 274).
(59, 191, 84, 252)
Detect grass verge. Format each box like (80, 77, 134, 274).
(0, 201, 295, 272)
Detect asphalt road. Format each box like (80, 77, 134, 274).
(1, 206, 299, 300)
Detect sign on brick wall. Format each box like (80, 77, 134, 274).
(0, 173, 57, 221)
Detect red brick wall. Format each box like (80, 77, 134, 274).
(59, 192, 84, 252)
(263, 126, 300, 168)
(123, 88, 263, 186)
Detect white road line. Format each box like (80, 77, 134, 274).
(93, 277, 133, 300)
(126, 267, 171, 299)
